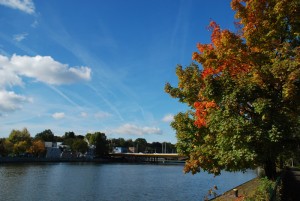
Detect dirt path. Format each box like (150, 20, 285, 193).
(212, 178, 259, 200)
(281, 167, 300, 201)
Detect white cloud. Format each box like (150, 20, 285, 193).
(10, 54, 91, 85)
(0, 54, 91, 114)
(80, 112, 88, 118)
(94, 111, 112, 119)
(0, 69, 23, 89)
(0, 54, 91, 86)
(31, 19, 38, 28)
(162, 114, 174, 122)
(0, 0, 35, 14)
(112, 124, 162, 136)
(0, 90, 30, 112)
(13, 33, 28, 42)
(52, 112, 65, 119)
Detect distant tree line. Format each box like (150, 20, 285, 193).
(0, 128, 175, 158)
(109, 137, 176, 153)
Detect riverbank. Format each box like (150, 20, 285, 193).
(0, 157, 113, 163)
(211, 177, 259, 200)
(212, 167, 300, 200)
(0, 156, 183, 164)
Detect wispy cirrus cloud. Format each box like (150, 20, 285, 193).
(31, 19, 39, 28)
(13, 33, 28, 42)
(0, 0, 35, 14)
(111, 124, 162, 136)
(80, 112, 88, 118)
(94, 111, 112, 119)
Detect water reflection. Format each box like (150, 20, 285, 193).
(0, 163, 256, 201)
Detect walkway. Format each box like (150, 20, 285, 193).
(211, 178, 259, 200)
(281, 167, 300, 201)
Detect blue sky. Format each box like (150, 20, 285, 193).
(0, 0, 235, 143)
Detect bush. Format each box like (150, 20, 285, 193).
(246, 177, 276, 201)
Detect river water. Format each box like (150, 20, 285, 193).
(0, 163, 256, 201)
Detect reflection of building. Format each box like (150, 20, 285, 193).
(113, 147, 128, 153)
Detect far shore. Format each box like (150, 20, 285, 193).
(0, 156, 184, 164)
(0, 157, 120, 164)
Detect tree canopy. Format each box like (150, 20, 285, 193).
(86, 132, 109, 157)
(71, 138, 88, 154)
(28, 140, 46, 157)
(134, 138, 148, 153)
(35, 129, 55, 142)
(8, 128, 31, 144)
(1, 128, 175, 158)
(165, 0, 300, 180)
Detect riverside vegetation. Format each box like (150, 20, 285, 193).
(0, 128, 175, 159)
(165, 0, 300, 199)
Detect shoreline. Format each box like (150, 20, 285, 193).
(210, 177, 259, 200)
(0, 157, 184, 165)
(0, 157, 107, 164)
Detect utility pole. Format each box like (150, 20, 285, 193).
(162, 142, 167, 153)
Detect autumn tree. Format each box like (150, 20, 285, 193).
(13, 141, 31, 155)
(165, 0, 300, 180)
(8, 128, 31, 144)
(28, 140, 46, 157)
(8, 128, 32, 156)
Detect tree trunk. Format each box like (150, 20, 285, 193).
(264, 158, 277, 180)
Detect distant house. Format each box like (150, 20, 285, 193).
(113, 147, 128, 153)
(44, 141, 56, 148)
(46, 147, 61, 158)
(44, 141, 62, 158)
(128, 147, 137, 153)
(44, 141, 95, 159)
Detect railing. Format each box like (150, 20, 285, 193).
(109, 153, 186, 163)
